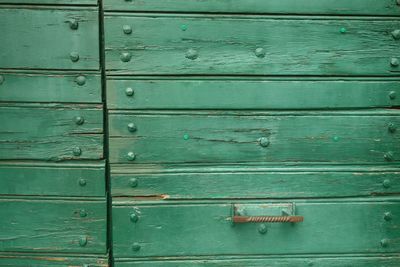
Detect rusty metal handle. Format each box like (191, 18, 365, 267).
(233, 215, 304, 223)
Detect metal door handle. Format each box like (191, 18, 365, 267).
(232, 215, 304, 223)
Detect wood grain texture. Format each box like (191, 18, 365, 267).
(0, 253, 108, 266)
(0, 104, 103, 161)
(106, 78, 400, 110)
(112, 198, 400, 257)
(0, 198, 106, 253)
(0, 0, 97, 4)
(111, 165, 400, 198)
(115, 256, 400, 266)
(0, 162, 105, 197)
(0, 72, 101, 103)
(0, 7, 99, 70)
(108, 111, 400, 164)
(105, 14, 400, 75)
(103, 0, 400, 15)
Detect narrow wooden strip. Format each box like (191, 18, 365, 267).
(0, 0, 97, 4)
(0, 253, 108, 266)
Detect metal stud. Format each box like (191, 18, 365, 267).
(75, 116, 85, 125)
(0, 75, 4, 85)
(130, 212, 139, 223)
(340, 27, 347, 34)
(132, 242, 141, 251)
(128, 123, 137, 132)
(392, 30, 400, 40)
(129, 178, 138, 188)
(70, 52, 80, 62)
(73, 146, 82, 156)
(384, 151, 394, 161)
(79, 236, 88, 247)
(383, 179, 391, 188)
(127, 152, 136, 161)
(120, 52, 132, 62)
(255, 48, 266, 58)
(258, 223, 268, 234)
(80, 209, 87, 218)
(75, 75, 86, 86)
(181, 24, 188, 31)
(123, 25, 132, 34)
(381, 238, 389, 248)
(390, 57, 399, 67)
(389, 91, 396, 100)
(69, 19, 79, 30)
(79, 178, 87, 186)
(185, 48, 198, 60)
(258, 137, 270, 147)
(384, 212, 392, 221)
(125, 87, 134, 96)
(388, 123, 397, 133)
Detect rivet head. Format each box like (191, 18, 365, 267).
(78, 178, 87, 186)
(384, 212, 392, 221)
(340, 27, 347, 34)
(390, 57, 399, 67)
(181, 24, 188, 31)
(183, 133, 190, 140)
(384, 152, 394, 161)
(80, 209, 87, 218)
(73, 147, 82, 156)
(258, 223, 268, 234)
(70, 52, 80, 62)
(258, 137, 270, 147)
(127, 152, 136, 161)
(389, 91, 396, 100)
(255, 48, 266, 58)
(69, 19, 79, 30)
(79, 236, 88, 247)
(383, 179, 391, 188)
(132, 242, 141, 251)
(127, 123, 137, 132)
(381, 238, 389, 248)
(129, 178, 138, 188)
(130, 213, 139, 223)
(125, 87, 134, 96)
(75, 75, 86, 86)
(392, 29, 400, 40)
(185, 48, 198, 60)
(388, 123, 397, 133)
(75, 116, 85, 125)
(123, 25, 132, 34)
(0, 75, 4, 85)
(120, 52, 132, 62)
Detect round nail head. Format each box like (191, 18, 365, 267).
(132, 242, 141, 251)
(79, 178, 87, 186)
(125, 87, 134, 96)
(127, 152, 136, 161)
(129, 178, 138, 188)
(185, 48, 198, 60)
(255, 47, 266, 58)
(120, 52, 132, 62)
(70, 52, 79, 62)
(73, 147, 82, 156)
(69, 19, 79, 30)
(128, 123, 137, 132)
(391, 58, 399, 67)
(258, 137, 270, 147)
(75, 75, 86, 86)
(123, 25, 132, 34)
(75, 116, 85, 125)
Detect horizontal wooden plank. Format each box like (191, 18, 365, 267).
(0, 7, 99, 70)
(113, 199, 400, 257)
(107, 78, 400, 110)
(0, 72, 101, 103)
(111, 165, 400, 198)
(0, 253, 108, 267)
(0, 198, 106, 253)
(0, 104, 103, 160)
(0, 162, 105, 197)
(115, 256, 400, 267)
(105, 14, 400, 75)
(108, 111, 400, 164)
(0, 0, 97, 4)
(103, 0, 400, 16)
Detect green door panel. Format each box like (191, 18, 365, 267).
(106, 78, 400, 110)
(0, 198, 106, 253)
(112, 199, 400, 257)
(0, 72, 101, 103)
(0, 7, 99, 70)
(0, 253, 108, 267)
(103, 0, 400, 16)
(0, 162, 105, 197)
(111, 165, 400, 199)
(0, 104, 103, 161)
(104, 15, 400, 75)
(108, 111, 400, 164)
(115, 256, 400, 267)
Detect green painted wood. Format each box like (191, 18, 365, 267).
(0, 162, 105, 197)
(115, 256, 400, 267)
(0, 198, 106, 253)
(0, 253, 108, 267)
(103, 0, 400, 16)
(112, 199, 400, 257)
(108, 111, 400, 164)
(111, 165, 400, 198)
(0, 0, 97, 4)
(0, 104, 103, 161)
(0, 7, 99, 70)
(107, 78, 400, 110)
(0, 72, 101, 103)
(105, 14, 400, 75)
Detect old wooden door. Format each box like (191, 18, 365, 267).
(104, 0, 400, 266)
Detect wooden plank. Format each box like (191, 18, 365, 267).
(0, 198, 106, 253)
(108, 111, 400, 164)
(0, 253, 108, 267)
(115, 256, 400, 267)
(106, 78, 400, 110)
(0, 0, 97, 4)
(105, 14, 400, 75)
(111, 165, 400, 198)
(0, 104, 103, 161)
(0, 162, 105, 197)
(0, 72, 101, 103)
(103, 0, 400, 16)
(0, 7, 99, 70)
(112, 199, 400, 257)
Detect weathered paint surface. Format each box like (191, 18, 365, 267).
(0, 253, 108, 266)
(0, 0, 97, 4)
